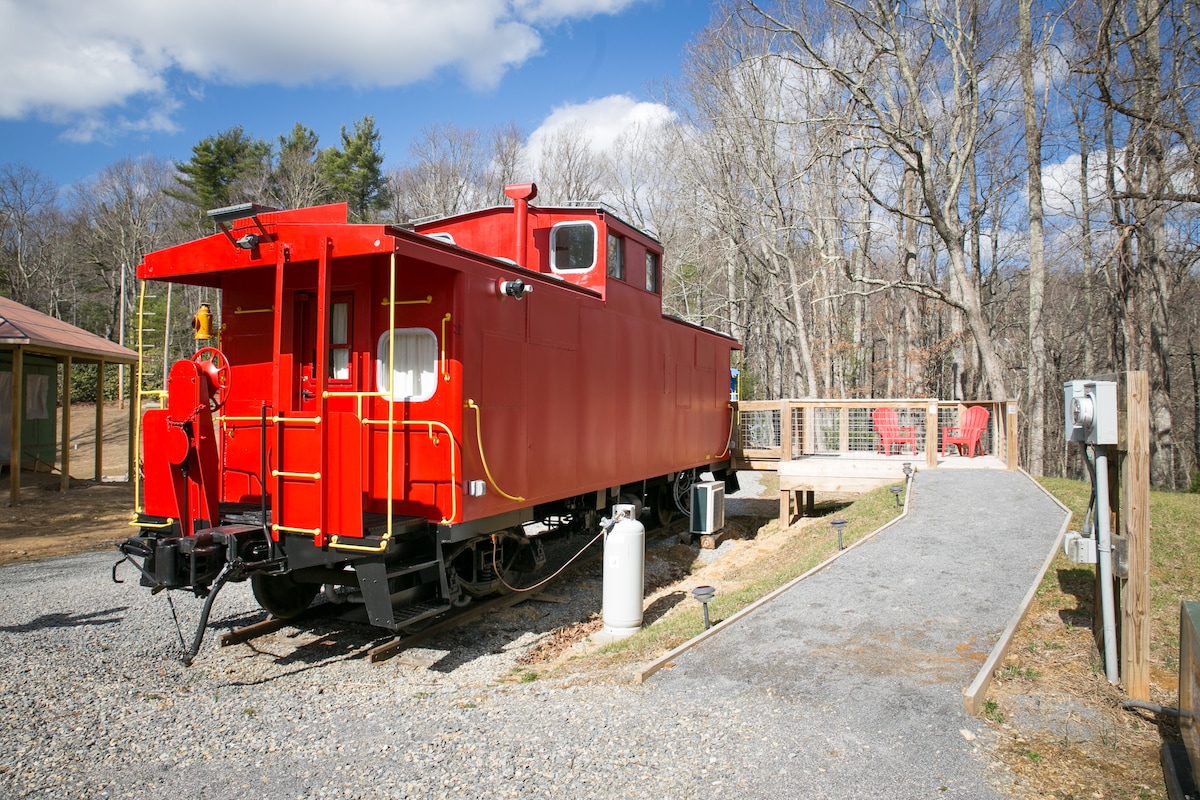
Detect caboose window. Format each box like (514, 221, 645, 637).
(645, 251, 660, 293)
(329, 300, 351, 381)
(375, 328, 437, 402)
(606, 232, 625, 280)
(550, 221, 596, 273)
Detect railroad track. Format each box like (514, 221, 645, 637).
(218, 517, 690, 664)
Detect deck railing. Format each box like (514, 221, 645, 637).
(733, 398, 1018, 470)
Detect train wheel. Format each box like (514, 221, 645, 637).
(251, 572, 318, 619)
(651, 484, 675, 528)
(672, 469, 697, 517)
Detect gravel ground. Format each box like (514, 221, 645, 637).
(0, 470, 1062, 799)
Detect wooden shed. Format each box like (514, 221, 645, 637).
(0, 296, 138, 506)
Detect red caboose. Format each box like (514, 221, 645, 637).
(120, 184, 739, 655)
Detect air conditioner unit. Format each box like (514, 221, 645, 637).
(690, 481, 725, 536)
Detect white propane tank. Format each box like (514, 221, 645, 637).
(602, 503, 645, 639)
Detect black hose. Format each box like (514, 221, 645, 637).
(1122, 699, 1188, 718)
(181, 561, 237, 666)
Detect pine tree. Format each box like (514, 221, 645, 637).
(170, 127, 271, 223)
(322, 116, 386, 222)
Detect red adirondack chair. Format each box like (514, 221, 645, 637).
(941, 405, 990, 457)
(873, 407, 918, 455)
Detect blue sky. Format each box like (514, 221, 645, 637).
(0, 0, 715, 190)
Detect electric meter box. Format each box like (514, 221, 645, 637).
(1064, 380, 1118, 445)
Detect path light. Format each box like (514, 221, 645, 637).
(831, 518, 848, 550)
(891, 484, 904, 508)
(692, 585, 716, 630)
(902, 462, 913, 479)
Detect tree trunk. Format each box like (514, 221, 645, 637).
(1019, 0, 1047, 475)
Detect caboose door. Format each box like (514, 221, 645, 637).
(278, 289, 362, 543)
(296, 292, 355, 412)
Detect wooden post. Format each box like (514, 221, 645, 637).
(94, 363, 105, 481)
(925, 402, 937, 468)
(127, 381, 137, 484)
(779, 400, 793, 461)
(1121, 371, 1151, 700)
(9, 345, 22, 507)
(838, 406, 850, 453)
(802, 405, 814, 455)
(1005, 401, 1019, 470)
(60, 356, 72, 492)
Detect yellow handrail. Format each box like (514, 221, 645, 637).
(132, 280, 147, 513)
(464, 399, 524, 502)
(354, 417, 460, 529)
(128, 516, 175, 529)
(440, 312, 452, 382)
(272, 470, 320, 481)
(272, 523, 319, 536)
(381, 295, 432, 306)
(215, 415, 320, 424)
(709, 404, 735, 460)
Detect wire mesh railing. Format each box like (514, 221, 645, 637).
(734, 399, 1014, 469)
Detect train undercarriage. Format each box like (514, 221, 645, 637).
(116, 468, 729, 663)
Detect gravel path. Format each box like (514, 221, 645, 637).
(0, 469, 1062, 799)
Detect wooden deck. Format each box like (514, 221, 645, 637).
(730, 398, 1018, 522)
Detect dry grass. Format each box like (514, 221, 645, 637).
(525, 474, 1198, 799)
(983, 478, 1199, 800)
(0, 402, 134, 566)
(527, 482, 904, 681)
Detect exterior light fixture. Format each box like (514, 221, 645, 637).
(831, 518, 848, 550)
(902, 462, 913, 479)
(692, 585, 716, 630)
(497, 279, 533, 300)
(891, 484, 903, 507)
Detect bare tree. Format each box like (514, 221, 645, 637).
(0, 163, 58, 307)
(1020, 0, 1049, 474)
(71, 155, 182, 341)
(1077, 0, 1199, 487)
(746, 0, 1013, 401)
(535, 123, 605, 204)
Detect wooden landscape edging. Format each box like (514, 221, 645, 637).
(962, 469, 1071, 716)
(636, 480, 914, 684)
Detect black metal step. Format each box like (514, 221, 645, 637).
(392, 599, 451, 628)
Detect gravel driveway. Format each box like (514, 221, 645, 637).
(0, 469, 1062, 799)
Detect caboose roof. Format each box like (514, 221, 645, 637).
(137, 201, 603, 301)
(413, 201, 661, 244)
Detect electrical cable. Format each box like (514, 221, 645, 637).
(490, 527, 606, 594)
(165, 593, 188, 654)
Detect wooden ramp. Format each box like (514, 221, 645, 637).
(731, 398, 1019, 522)
(776, 452, 1006, 521)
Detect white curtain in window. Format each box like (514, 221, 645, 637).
(329, 303, 350, 380)
(330, 303, 348, 345)
(376, 329, 437, 401)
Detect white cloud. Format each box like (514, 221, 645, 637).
(513, 0, 641, 23)
(0, 0, 643, 123)
(525, 94, 674, 155)
(62, 97, 183, 145)
(1042, 150, 1119, 217)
